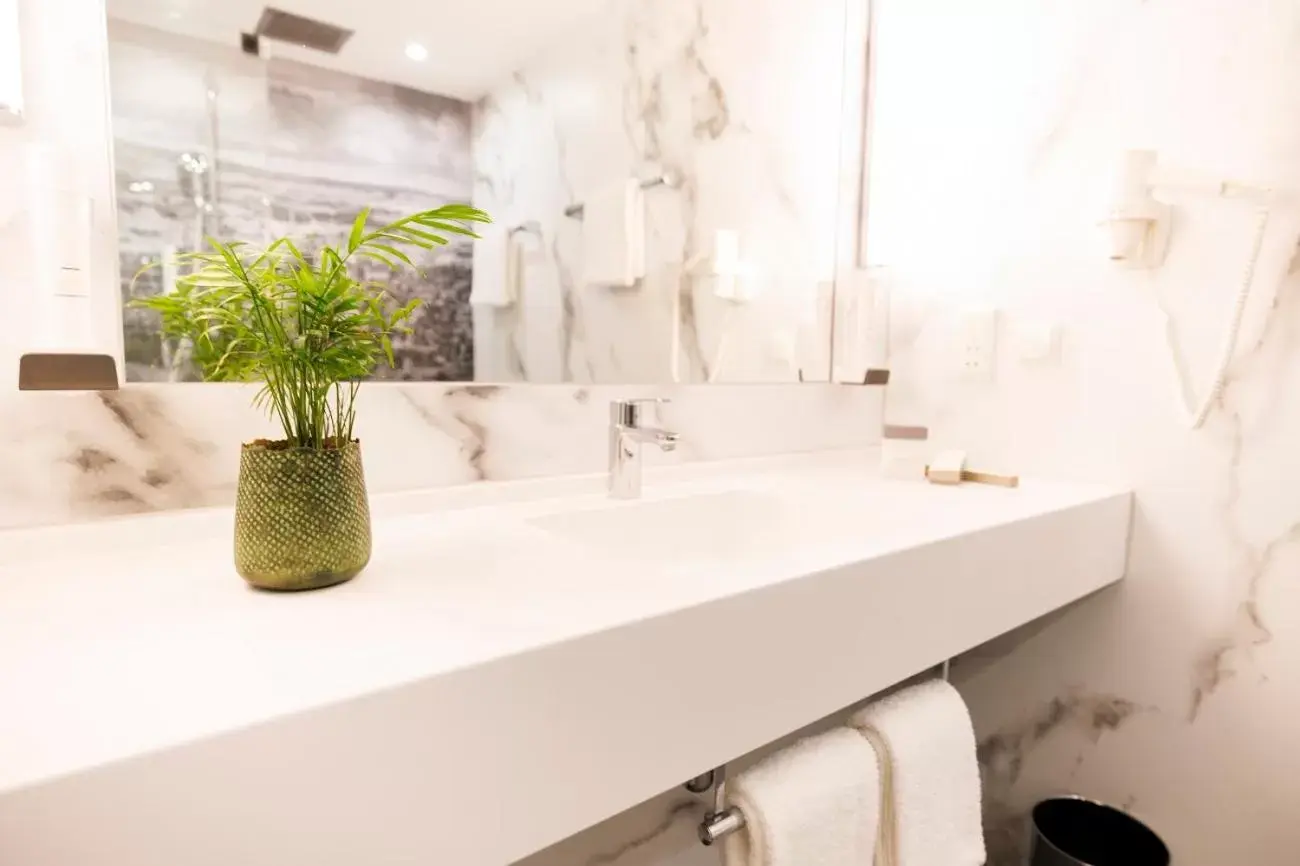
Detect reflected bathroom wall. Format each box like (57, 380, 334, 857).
(471, 0, 847, 384)
(106, 0, 851, 384)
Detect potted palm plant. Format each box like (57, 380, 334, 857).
(136, 204, 491, 591)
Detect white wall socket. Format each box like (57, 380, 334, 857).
(957, 308, 998, 381)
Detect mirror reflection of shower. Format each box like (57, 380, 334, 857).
(177, 152, 211, 204)
(176, 151, 213, 246)
(158, 77, 221, 378)
(175, 77, 220, 250)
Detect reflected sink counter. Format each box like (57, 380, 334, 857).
(0, 449, 1131, 866)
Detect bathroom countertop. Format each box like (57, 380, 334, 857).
(0, 449, 1131, 866)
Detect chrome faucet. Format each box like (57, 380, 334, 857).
(609, 398, 680, 499)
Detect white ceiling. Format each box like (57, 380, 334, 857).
(106, 0, 607, 101)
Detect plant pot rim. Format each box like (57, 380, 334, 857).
(241, 438, 362, 453)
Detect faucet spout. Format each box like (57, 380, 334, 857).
(625, 426, 680, 452)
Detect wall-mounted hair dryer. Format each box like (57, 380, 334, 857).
(1102, 150, 1171, 268)
(1103, 149, 1280, 430)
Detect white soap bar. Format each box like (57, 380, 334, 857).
(927, 449, 968, 485)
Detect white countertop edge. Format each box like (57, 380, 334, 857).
(0, 449, 1130, 802)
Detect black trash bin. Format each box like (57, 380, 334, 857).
(1029, 797, 1170, 866)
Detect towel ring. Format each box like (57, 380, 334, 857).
(686, 656, 954, 847)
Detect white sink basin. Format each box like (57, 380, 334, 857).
(528, 489, 788, 564)
(525, 480, 1004, 571)
(526, 484, 932, 567)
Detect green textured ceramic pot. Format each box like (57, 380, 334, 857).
(233, 440, 372, 591)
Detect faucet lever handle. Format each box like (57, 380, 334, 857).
(611, 397, 669, 426)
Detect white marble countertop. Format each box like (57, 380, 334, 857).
(0, 449, 1131, 865)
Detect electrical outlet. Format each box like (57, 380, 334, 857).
(957, 308, 997, 381)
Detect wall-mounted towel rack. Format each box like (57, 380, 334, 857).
(688, 657, 955, 846)
(509, 221, 542, 237)
(563, 172, 679, 219)
(698, 764, 744, 846)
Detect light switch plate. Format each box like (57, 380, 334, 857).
(55, 268, 90, 299)
(1015, 320, 1060, 363)
(57, 193, 94, 274)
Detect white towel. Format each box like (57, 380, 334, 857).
(581, 178, 645, 287)
(850, 680, 986, 866)
(723, 727, 880, 866)
(470, 225, 523, 307)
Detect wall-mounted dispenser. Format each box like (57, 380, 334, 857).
(1103, 150, 1170, 268)
(0, 0, 23, 124)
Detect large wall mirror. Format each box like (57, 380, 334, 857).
(106, 0, 867, 385)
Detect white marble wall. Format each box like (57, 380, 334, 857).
(865, 0, 1300, 862)
(0, 383, 881, 531)
(508, 0, 1300, 861)
(470, 0, 848, 384)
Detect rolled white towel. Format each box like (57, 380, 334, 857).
(850, 680, 986, 866)
(723, 727, 880, 866)
(470, 225, 525, 307)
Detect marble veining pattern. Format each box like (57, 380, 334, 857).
(975, 691, 1145, 864)
(470, 0, 847, 384)
(0, 383, 880, 532)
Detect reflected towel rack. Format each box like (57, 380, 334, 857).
(563, 172, 679, 219)
(687, 657, 953, 846)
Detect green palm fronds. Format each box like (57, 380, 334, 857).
(133, 204, 491, 448)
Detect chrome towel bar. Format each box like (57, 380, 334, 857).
(563, 171, 679, 219)
(687, 658, 954, 846)
(697, 764, 745, 846)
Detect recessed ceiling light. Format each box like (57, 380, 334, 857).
(405, 42, 428, 62)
